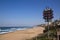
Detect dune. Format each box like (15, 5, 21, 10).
(0, 26, 45, 40)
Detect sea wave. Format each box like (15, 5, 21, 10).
(0, 28, 16, 34)
(0, 27, 28, 34)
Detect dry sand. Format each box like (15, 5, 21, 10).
(0, 26, 45, 40)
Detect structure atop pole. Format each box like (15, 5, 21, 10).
(43, 7, 54, 38)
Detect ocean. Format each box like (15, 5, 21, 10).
(0, 26, 33, 34)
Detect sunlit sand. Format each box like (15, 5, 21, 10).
(0, 26, 45, 40)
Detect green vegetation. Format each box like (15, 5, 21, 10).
(30, 26, 57, 40)
(27, 19, 60, 40)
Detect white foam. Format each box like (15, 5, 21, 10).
(0, 32, 8, 34)
(0, 28, 27, 34)
(16, 28, 27, 30)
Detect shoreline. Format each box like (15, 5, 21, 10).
(0, 26, 45, 40)
(0, 27, 33, 34)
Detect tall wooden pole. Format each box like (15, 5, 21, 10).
(43, 7, 53, 39)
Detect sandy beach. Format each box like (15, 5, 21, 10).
(0, 26, 45, 40)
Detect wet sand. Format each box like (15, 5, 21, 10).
(0, 26, 45, 40)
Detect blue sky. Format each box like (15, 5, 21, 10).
(0, 0, 60, 27)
